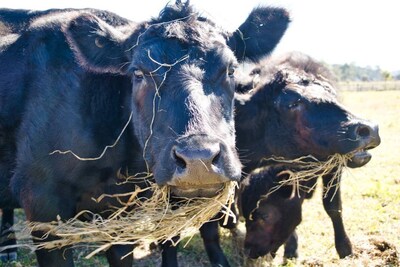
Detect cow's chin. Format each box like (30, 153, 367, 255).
(346, 149, 372, 168)
(169, 183, 225, 198)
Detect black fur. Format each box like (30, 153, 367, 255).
(235, 52, 380, 173)
(0, 3, 290, 266)
(235, 52, 380, 259)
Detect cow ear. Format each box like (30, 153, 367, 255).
(64, 13, 131, 74)
(276, 170, 296, 199)
(235, 79, 254, 94)
(235, 66, 262, 93)
(228, 6, 290, 62)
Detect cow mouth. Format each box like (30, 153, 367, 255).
(169, 183, 225, 198)
(346, 149, 372, 168)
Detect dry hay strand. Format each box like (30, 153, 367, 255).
(15, 180, 237, 259)
(262, 153, 350, 200)
(248, 154, 350, 220)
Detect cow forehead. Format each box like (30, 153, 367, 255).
(128, 14, 231, 62)
(131, 39, 235, 76)
(285, 82, 337, 103)
(162, 19, 227, 44)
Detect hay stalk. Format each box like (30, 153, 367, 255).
(262, 154, 350, 199)
(14, 181, 237, 258)
(249, 154, 350, 220)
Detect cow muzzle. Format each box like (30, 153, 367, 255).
(346, 121, 381, 168)
(167, 135, 239, 197)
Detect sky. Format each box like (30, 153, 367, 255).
(2, 0, 399, 71)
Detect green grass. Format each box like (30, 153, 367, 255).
(1, 90, 399, 266)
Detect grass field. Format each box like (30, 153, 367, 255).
(1, 90, 399, 266)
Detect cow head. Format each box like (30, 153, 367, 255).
(240, 167, 302, 259)
(235, 52, 380, 170)
(64, 2, 290, 197)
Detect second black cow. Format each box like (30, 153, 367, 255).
(236, 52, 380, 259)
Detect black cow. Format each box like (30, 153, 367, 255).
(0, 8, 145, 265)
(240, 164, 304, 259)
(0, 2, 290, 266)
(0, 7, 134, 263)
(235, 52, 380, 259)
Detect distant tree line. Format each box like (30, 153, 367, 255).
(326, 63, 400, 82)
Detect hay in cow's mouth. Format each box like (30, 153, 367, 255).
(260, 153, 350, 199)
(13, 180, 237, 258)
(247, 154, 349, 221)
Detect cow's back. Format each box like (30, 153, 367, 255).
(0, 7, 133, 129)
(0, 9, 140, 212)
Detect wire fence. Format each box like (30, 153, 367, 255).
(339, 81, 400, 91)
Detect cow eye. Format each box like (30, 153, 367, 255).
(288, 99, 302, 109)
(227, 65, 236, 78)
(260, 213, 269, 221)
(133, 69, 144, 81)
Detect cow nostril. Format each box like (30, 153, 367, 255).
(357, 125, 371, 138)
(211, 150, 221, 166)
(173, 149, 187, 170)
